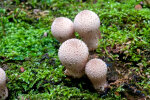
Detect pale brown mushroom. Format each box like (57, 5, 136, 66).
(51, 17, 75, 43)
(85, 58, 107, 91)
(74, 10, 101, 51)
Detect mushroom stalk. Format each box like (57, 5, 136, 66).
(64, 68, 85, 78)
(89, 74, 107, 91)
(81, 29, 101, 50)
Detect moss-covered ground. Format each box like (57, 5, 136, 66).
(0, 0, 150, 99)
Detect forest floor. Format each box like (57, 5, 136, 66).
(0, 0, 150, 99)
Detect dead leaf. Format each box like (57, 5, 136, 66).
(114, 92, 120, 96)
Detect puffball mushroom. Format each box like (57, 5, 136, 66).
(58, 38, 89, 78)
(85, 58, 107, 91)
(0, 68, 8, 100)
(74, 10, 101, 51)
(51, 17, 75, 43)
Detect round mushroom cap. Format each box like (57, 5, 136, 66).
(0, 68, 6, 85)
(51, 17, 75, 43)
(74, 10, 100, 36)
(85, 58, 107, 80)
(58, 38, 89, 77)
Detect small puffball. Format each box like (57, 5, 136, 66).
(51, 17, 75, 43)
(58, 38, 89, 78)
(74, 10, 101, 51)
(85, 58, 107, 91)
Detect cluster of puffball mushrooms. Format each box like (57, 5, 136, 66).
(51, 10, 108, 91)
(0, 10, 107, 100)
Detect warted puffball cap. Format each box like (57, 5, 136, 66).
(51, 17, 75, 43)
(74, 10, 100, 35)
(85, 58, 107, 91)
(0, 68, 6, 85)
(58, 38, 89, 78)
(0, 68, 8, 100)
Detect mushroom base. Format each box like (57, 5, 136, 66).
(90, 76, 107, 92)
(64, 69, 85, 78)
(82, 29, 101, 51)
(0, 85, 8, 100)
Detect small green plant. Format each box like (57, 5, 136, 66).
(0, 2, 6, 36)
